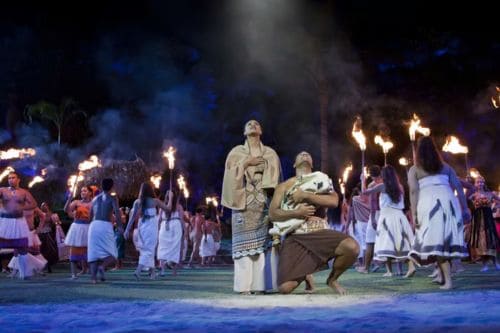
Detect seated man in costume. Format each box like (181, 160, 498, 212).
(269, 170, 332, 237)
(269, 152, 359, 295)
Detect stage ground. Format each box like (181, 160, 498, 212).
(1, 263, 499, 332)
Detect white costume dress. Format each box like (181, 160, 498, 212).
(374, 193, 414, 261)
(136, 208, 159, 269)
(409, 174, 467, 264)
(157, 211, 183, 264)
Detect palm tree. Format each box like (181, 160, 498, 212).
(25, 98, 86, 146)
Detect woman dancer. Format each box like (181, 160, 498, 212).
(362, 165, 416, 277)
(124, 182, 169, 280)
(64, 186, 93, 279)
(200, 203, 218, 266)
(408, 136, 470, 289)
(469, 176, 500, 271)
(37, 202, 60, 273)
(157, 189, 185, 276)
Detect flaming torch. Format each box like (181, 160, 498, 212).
(163, 146, 176, 191)
(338, 163, 353, 197)
(442, 135, 469, 174)
(183, 188, 190, 208)
(28, 176, 45, 188)
(469, 168, 482, 180)
(374, 135, 394, 165)
(0, 148, 36, 160)
(351, 116, 367, 189)
(492, 87, 499, 109)
(339, 178, 346, 196)
(68, 155, 102, 197)
(67, 174, 84, 197)
(150, 174, 162, 189)
(399, 157, 410, 174)
(408, 114, 431, 163)
(0, 166, 15, 182)
(206, 196, 219, 207)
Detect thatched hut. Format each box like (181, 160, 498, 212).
(82, 158, 149, 204)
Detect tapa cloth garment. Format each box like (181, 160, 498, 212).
(269, 171, 333, 236)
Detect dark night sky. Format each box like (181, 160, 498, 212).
(0, 0, 499, 203)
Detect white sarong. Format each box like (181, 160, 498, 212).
(157, 212, 183, 264)
(136, 209, 159, 268)
(200, 234, 216, 257)
(87, 220, 117, 262)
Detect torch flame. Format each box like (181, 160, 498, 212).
(399, 157, 409, 166)
(206, 196, 218, 207)
(339, 178, 346, 196)
(78, 155, 102, 171)
(163, 146, 176, 170)
(492, 87, 500, 109)
(342, 163, 353, 184)
(183, 188, 190, 199)
(408, 114, 431, 141)
(0, 148, 36, 160)
(177, 175, 186, 190)
(374, 135, 394, 153)
(28, 176, 45, 188)
(351, 117, 366, 151)
(150, 174, 162, 189)
(469, 168, 482, 179)
(0, 166, 15, 182)
(442, 135, 469, 154)
(67, 174, 84, 196)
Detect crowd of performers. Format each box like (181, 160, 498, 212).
(0, 119, 499, 294)
(0, 176, 222, 283)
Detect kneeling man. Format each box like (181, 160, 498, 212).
(269, 152, 359, 295)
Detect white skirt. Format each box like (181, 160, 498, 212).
(136, 215, 159, 268)
(200, 234, 216, 257)
(0, 217, 30, 240)
(157, 219, 183, 263)
(9, 253, 47, 277)
(28, 230, 42, 248)
(374, 207, 414, 261)
(87, 220, 117, 262)
(348, 221, 367, 255)
(409, 184, 467, 264)
(65, 222, 90, 247)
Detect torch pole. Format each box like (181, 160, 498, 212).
(411, 140, 416, 165)
(361, 149, 366, 191)
(72, 172, 80, 198)
(464, 153, 470, 176)
(384, 153, 387, 166)
(169, 169, 173, 192)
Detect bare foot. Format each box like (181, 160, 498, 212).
(239, 291, 251, 296)
(327, 279, 347, 296)
(356, 267, 368, 274)
(439, 281, 453, 290)
(404, 268, 416, 278)
(305, 275, 316, 294)
(428, 268, 439, 278)
(97, 266, 105, 282)
(432, 276, 444, 285)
